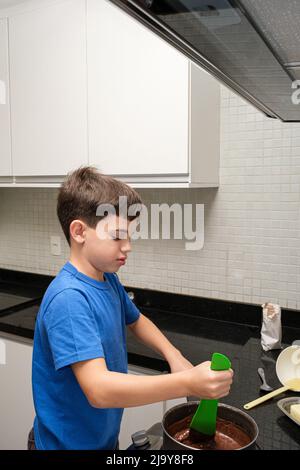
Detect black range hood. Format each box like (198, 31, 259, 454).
(111, 0, 300, 122)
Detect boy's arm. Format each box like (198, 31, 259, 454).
(128, 313, 193, 373)
(72, 358, 188, 408)
(71, 357, 233, 409)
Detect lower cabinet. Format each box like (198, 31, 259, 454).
(0, 335, 34, 450)
(120, 365, 187, 450)
(164, 397, 187, 414)
(119, 365, 165, 450)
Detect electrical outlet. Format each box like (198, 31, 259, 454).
(50, 236, 61, 256)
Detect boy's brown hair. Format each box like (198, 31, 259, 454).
(57, 166, 142, 245)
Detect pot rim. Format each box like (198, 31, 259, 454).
(162, 401, 259, 451)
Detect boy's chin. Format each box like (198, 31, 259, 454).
(104, 266, 120, 273)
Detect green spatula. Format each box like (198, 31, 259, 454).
(190, 352, 231, 437)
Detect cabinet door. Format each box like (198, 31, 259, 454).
(119, 365, 164, 449)
(9, 0, 88, 176)
(87, 0, 189, 176)
(164, 397, 187, 413)
(0, 18, 11, 176)
(0, 336, 34, 449)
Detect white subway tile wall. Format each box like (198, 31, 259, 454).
(0, 86, 299, 309)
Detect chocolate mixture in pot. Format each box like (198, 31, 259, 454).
(167, 414, 252, 450)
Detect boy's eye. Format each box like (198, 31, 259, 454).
(110, 233, 122, 241)
(111, 235, 132, 242)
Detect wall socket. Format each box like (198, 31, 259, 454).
(50, 236, 61, 256)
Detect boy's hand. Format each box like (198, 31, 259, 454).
(165, 348, 194, 373)
(185, 361, 234, 399)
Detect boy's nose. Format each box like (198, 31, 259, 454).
(121, 239, 131, 254)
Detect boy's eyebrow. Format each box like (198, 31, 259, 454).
(109, 229, 129, 237)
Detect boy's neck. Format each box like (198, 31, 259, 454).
(69, 255, 105, 282)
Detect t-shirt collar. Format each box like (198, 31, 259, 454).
(63, 261, 110, 290)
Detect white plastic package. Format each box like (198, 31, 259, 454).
(260, 303, 282, 351)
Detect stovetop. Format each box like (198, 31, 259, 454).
(0, 292, 34, 312)
(0, 303, 40, 332)
(126, 423, 262, 451)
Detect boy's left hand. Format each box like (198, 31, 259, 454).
(166, 349, 194, 373)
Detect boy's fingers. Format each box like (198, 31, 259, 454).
(212, 370, 233, 382)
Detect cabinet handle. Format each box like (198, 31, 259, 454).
(0, 80, 6, 105)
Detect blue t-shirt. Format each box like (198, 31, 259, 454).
(32, 261, 140, 450)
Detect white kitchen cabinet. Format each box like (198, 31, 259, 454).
(87, 0, 220, 187)
(0, 334, 34, 450)
(0, 18, 12, 178)
(9, 0, 88, 177)
(1, 0, 220, 187)
(119, 364, 165, 450)
(164, 397, 187, 413)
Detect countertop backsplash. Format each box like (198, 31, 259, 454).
(0, 86, 299, 310)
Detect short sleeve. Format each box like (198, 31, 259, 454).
(43, 289, 104, 371)
(113, 275, 140, 325)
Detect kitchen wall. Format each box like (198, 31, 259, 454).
(0, 86, 299, 310)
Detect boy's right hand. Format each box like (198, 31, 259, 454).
(184, 361, 234, 400)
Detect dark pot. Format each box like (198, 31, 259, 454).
(162, 402, 259, 450)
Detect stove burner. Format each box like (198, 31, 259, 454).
(127, 426, 163, 450)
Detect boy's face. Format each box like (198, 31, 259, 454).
(71, 215, 133, 275)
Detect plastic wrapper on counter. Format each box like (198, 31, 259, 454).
(260, 303, 282, 351)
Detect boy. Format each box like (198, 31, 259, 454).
(30, 166, 233, 450)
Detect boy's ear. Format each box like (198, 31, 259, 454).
(69, 220, 87, 244)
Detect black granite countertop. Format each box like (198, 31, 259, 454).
(126, 309, 300, 450)
(0, 267, 300, 450)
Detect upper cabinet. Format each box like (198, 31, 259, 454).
(87, 0, 220, 187)
(0, 0, 220, 187)
(0, 18, 12, 177)
(9, 0, 88, 176)
(87, 0, 189, 177)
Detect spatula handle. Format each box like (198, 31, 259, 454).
(190, 353, 231, 436)
(243, 385, 288, 410)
